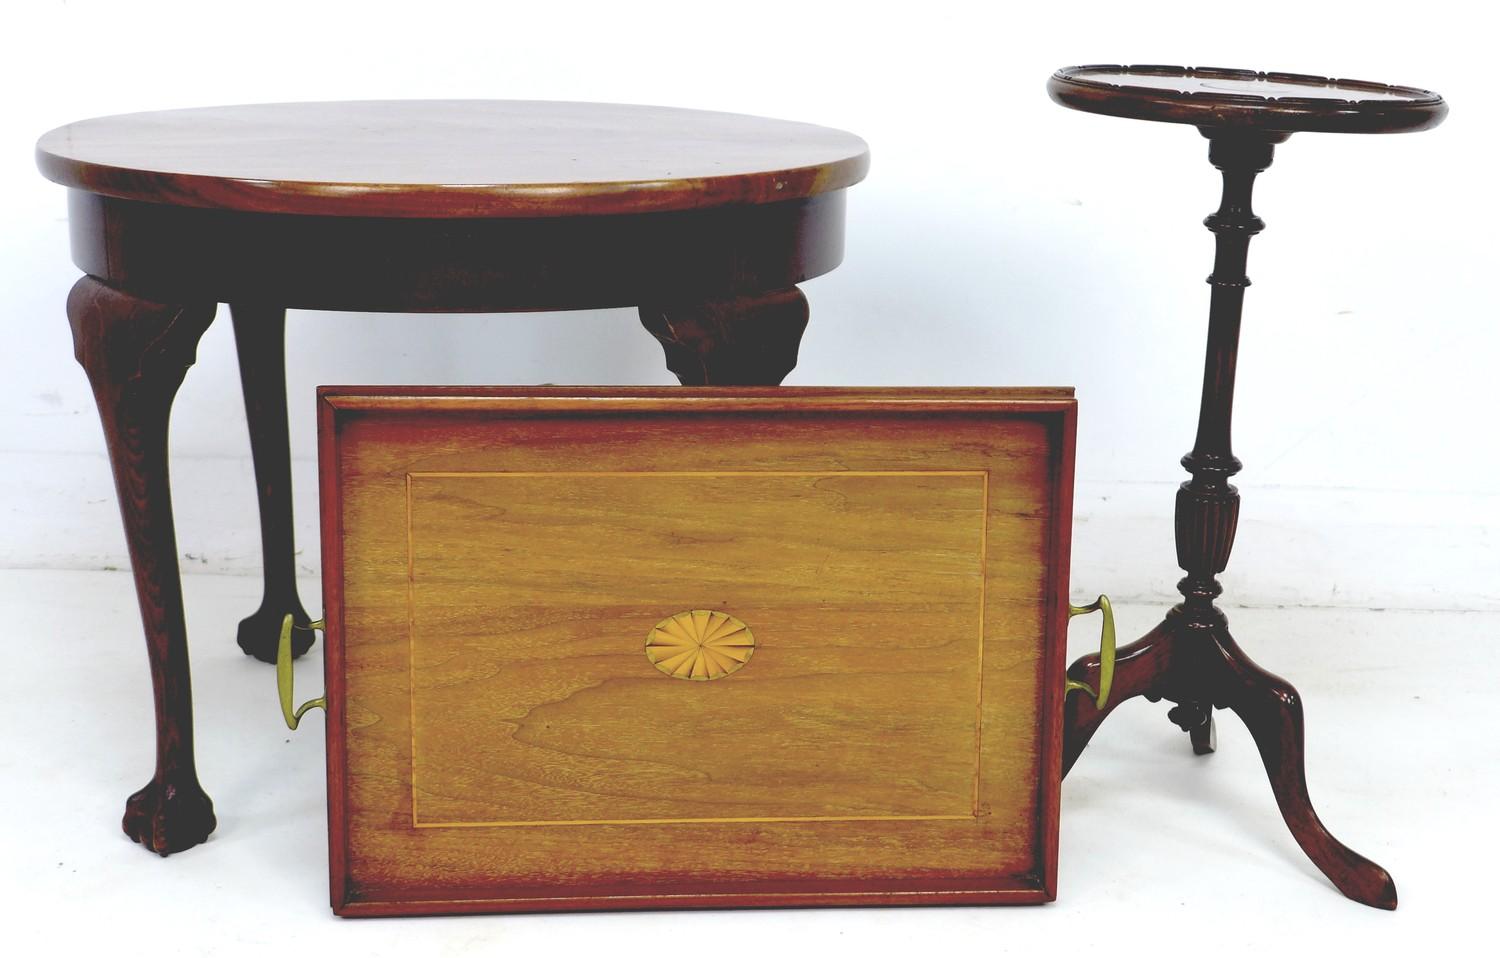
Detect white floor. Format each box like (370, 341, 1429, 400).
(3, 568, 1492, 954)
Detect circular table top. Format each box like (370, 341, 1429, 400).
(1047, 65, 1446, 134)
(36, 100, 870, 219)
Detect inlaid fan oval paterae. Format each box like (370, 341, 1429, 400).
(644, 610, 755, 680)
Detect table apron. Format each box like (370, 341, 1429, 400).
(67, 191, 846, 312)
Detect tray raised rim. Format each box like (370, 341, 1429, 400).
(317, 386, 1077, 915)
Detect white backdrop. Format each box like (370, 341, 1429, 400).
(3, 0, 1495, 611)
(4, 3, 1499, 952)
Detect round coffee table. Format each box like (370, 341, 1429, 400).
(1047, 65, 1446, 908)
(36, 100, 868, 855)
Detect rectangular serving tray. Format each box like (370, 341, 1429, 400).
(315, 386, 1077, 916)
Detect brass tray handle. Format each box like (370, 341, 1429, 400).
(1065, 595, 1116, 709)
(277, 614, 327, 730)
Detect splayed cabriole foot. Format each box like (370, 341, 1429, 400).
(1213, 628, 1398, 909)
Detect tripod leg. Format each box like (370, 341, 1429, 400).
(1189, 712, 1217, 755)
(1167, 699, 1217, 755)
(1213, 630, 1398, 909)
(1063, 616, 1177, 777)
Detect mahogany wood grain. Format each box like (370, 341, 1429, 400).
(66, 276, 218, 854)
(1049, 71, 1444, 909)
(36, 100, 870, 218)
(316, 387, 1076, 916)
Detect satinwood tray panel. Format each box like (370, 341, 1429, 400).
(317, 387, 1076, 916)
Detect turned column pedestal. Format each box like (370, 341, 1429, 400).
(1048, 64, 1447, 909)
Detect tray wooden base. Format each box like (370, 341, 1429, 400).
(316, 387, 1077, 916)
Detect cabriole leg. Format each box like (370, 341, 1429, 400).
(229, 303, 312, 663)
(1213, 629, 1398, 909)
(67, 276, 218, 854)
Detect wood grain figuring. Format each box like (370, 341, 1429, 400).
(36, 100, 870, 218)
(407, 470, 987, 827)
(317, 387, 1077, 915)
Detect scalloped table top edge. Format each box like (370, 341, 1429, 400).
(1046, 65, 1447, 135)
(36, 99, 871, 219)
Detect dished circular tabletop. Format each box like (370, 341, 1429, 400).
(36, 100, 870, 219)
(1047, 65, 1446, 134)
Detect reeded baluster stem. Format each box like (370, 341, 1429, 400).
(1175, 132, 1285, 622)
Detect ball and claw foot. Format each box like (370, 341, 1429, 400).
(237, 603, 313, 664)
(123, 775, 217, 856)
